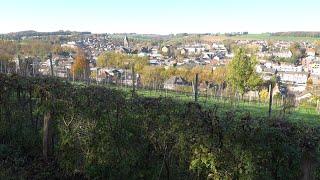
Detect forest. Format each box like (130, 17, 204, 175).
(1, 73, 320, 179)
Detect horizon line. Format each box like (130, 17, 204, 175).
(2, 30, 320, 36)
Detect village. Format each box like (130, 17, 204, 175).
(5, 33, 320, 104)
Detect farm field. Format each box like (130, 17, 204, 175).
(200, 34, 320, 42)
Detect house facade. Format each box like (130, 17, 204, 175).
(277, 71, 308, 85)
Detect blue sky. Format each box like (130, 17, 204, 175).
(0, 0, 319, 34)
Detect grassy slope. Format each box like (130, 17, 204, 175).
(139, 89, 319, 125)
(98, 84, 320, 126)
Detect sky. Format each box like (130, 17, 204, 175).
(0, 0, 319, 34)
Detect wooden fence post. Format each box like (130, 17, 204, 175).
(132, 63, 135, 96)
(268, 83, 273, 118)
(194, 73, 199, 102)
(32, 60, 35, 77)
(96, 68, 99, 84)
(49, 54, 54, 77)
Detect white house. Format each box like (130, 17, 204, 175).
(212, 43, 227, 52)
(277, 71, 308, 85)
(273, 51, 293, 58)
(151, 47, 159, 55)
(273, 64, 303, 72)
(61, 41, 77, 49)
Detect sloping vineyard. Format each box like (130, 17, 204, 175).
(0, 73, 320, 179)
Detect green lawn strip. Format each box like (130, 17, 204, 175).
(71, 82, 320, 125)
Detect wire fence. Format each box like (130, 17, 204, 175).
(1, 65, 319, 119)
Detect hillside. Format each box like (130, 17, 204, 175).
(1, 74, 320, 179)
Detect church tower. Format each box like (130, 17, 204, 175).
(124, 35, 129, 48)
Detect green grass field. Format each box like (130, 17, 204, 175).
(72, 80, 320, 125)
(231, 34, 320, 42)
(200, 34, 320, 42)
(140, 89, 319, 124)
(94, 83, 320, 126)
(111, 33, 320, 45)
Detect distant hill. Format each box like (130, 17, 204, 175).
(1, 30, 91, 39)
(271, 31, 320, 38)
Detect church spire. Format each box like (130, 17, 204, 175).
(124, 35, 129, 48)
